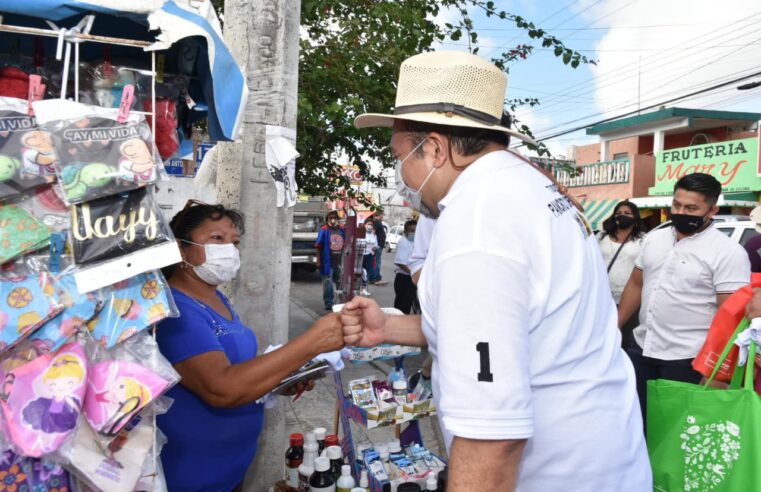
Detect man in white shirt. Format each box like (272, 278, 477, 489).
(393, 220, 417, 313)
(618, 172, 750, 425)
(340, 51, 650, 491)
(408, 215, 435, 284)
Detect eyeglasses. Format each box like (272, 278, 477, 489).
(172, 199, 211, 228)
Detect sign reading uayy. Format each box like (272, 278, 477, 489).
(649, 137, 760, 195)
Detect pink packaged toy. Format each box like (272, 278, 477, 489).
(0, 341, 87, 457)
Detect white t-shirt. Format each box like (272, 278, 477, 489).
(394, 236, 414, 275)
(634, 225, 750, 360)
(597, 233, 643, 304)
(409, 215, 436, 276)
(364, 232, 378, 256)
(418, 150, 651, 491)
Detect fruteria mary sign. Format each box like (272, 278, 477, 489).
(649, 137, 760, 196)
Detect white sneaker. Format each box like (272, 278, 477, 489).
(360, 288, 370, 296)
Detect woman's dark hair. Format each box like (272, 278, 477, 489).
(601, 200, 644, 239)
(404, 219, 417, 233)
(162, 203, 245, 279)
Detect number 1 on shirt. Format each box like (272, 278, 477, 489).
(476, 342, 494, 382)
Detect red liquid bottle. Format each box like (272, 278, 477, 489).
(285, 433, 304, 490)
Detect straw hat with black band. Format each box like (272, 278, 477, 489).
(354, 51, 537, 145)
(354, 50, 584, 212)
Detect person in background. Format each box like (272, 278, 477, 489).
(361, 219, 379, 296)
(598, 200, 645, 348)
(393, 220, 418, 313)
(342, 51, 650, 490)
(370, 209, 388, 285)
(315, 210, 345, 311)
(618, 173, 751, 426)
(156, 202, 344, 491)
(743, 205, 761, 273)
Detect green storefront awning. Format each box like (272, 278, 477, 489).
(580, 199, 617, 231)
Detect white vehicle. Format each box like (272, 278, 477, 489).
(713, 220, 758, 247)
(385, 224, 404, 252)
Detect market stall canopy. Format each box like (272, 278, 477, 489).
(0, 0, 246, 141)
(580, 198, 617, 231)
(629, 195, 759, 209)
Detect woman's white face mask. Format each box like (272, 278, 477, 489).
(181, 241, 240, 285)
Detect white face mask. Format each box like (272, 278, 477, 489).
(181, 241, 241, 285)
(395, 138, 437, 218)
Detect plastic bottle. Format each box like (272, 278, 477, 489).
(297, 463, 314, 492)
(358, 470, 370, 491)
(326, 446, 344, 480)
(309, 457, 336, 492)
(392, 379, 408, 404)
(335, 465, 356, 492)
(298, 432, 319, 491)
(325, 434, 340, 448)
(387, 439, 401, 454)
(314, 427, 327, 455)
(425, 473, 438, 491)
(286, 433, 304, 489)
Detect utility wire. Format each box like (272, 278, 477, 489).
(517, 69, 761, 145)
(516, 10, 761, 111)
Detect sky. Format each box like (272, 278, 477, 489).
(432, 0, 761, 158)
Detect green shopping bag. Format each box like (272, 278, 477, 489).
(648, 318, 761, 491)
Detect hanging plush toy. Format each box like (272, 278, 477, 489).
(0, 67, 29, 99)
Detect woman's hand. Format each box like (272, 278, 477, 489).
(304, 313, 345, 354)
(281, 378, 316, 396)
(747, 288, 761, 319)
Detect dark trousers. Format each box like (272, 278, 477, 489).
(626, 343, 703, 432)
(393, 273, 417, 314)
(369, 249, 383, 281)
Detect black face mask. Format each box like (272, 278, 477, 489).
(671, 213, 707, 234)
(615, 215, 635, 229)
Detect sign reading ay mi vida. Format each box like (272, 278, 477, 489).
(649, 137, 760, 195)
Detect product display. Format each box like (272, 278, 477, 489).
(0, 203, 50, 265)
(0, 2, 244, 491)
(32, 99, 159, 205)
(0, 341, 87, 457)
(28, 272, 102, 353)
(0, 96, 56, 201)
(0, 272, 63, 353)
(70, 187, 173, 265)
(86, 270, 174, 348)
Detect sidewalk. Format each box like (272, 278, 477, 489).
(286, 297, 446, 458)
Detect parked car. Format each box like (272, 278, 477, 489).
(292, 200, 329, 271)
(385, 224, 404, 252)
(714, 221, 758, 247)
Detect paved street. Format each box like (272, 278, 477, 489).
(286, 250, 446, 457)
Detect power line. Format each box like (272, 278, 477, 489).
(517, 10, 761, 108)
(477, 22, 720, 31)
(519, 69, 761, 145)
(518, 11, 761, 113)
(560, 0, 641, 42)
(530, 64, 761, 136)
(485, 0, 604, 57)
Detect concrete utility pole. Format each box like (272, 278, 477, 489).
(218, 0, 301, 489)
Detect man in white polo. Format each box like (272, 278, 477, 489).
(618, 172, 750, 425)
(340, 51, 650, 491)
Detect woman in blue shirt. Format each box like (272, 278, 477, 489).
(156, 202, 344, 491)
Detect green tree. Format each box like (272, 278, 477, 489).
(297, 0, 592, 204)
